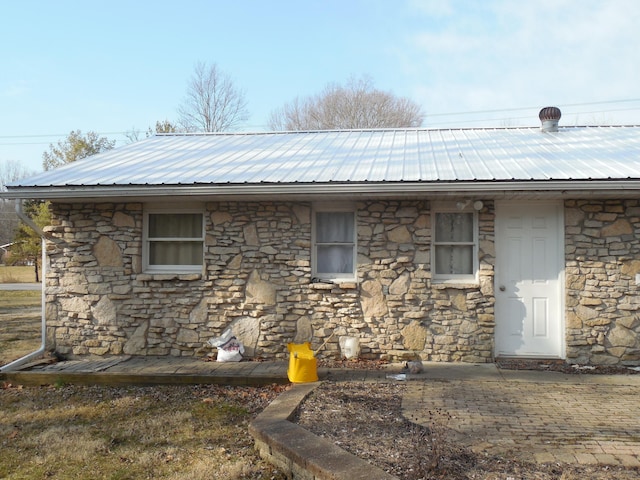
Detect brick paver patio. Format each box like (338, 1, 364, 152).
(403, 379, 640, 467)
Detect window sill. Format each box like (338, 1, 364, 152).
(431, 282, 479, 290)
(137, 273, 203, 282)
(309, 279, 358, 290)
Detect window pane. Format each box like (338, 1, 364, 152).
(149, 241, 203, 265)
(435, 245, 473, 275)
(316, 212, 354, 243)
(149, 213, 202, 238)
(317, 245, 353, 274)
(435, 213, 473, 242)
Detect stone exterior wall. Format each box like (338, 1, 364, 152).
(44, 200, 496, 362)
(565, 199, 640, 365)
(349, 200, 495, 362)
(42, 198, 640, 365)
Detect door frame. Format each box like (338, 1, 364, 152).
(494, 200, 566, 359)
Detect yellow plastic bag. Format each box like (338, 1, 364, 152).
(287, 342, 318, 383)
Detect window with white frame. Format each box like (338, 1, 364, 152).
(144, 208, 204, 272)
(432, 209, 478, 282)
(313, 208, 356, 280)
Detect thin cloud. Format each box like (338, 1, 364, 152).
(1, 83, 29, 98)
(406, 0, 454, 17)
(401, 0, 640, 125)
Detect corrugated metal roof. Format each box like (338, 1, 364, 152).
(6, 126, 640, 196)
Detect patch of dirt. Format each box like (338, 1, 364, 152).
(317, 357, 392, 370)
(295, 381, 640, 480)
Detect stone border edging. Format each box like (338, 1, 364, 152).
(249, 382, 399, 480)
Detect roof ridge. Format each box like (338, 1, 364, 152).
(154, 125, 640, 138)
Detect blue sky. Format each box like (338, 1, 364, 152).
(2, 0, 640, 172)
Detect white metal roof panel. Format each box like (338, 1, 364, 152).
(6, 126, 640, 195)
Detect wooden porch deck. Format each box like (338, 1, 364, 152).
(1, 356, 292, 386)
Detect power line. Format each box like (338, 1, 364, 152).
(426, 106, 640, 127)
(0, 98, 639, 146)
(425, 98, 640, 119)
(0, 131, 131, 140)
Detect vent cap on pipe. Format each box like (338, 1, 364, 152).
(539, 106, 561, 132)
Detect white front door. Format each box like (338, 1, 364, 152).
(495, 202, 564, 358)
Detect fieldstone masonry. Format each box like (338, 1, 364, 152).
(565, 199, 640, 365)
(41, 198, 640, 365)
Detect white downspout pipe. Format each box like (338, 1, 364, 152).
(0, 200, 47, 372)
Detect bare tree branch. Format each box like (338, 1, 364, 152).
(0, 159, 32, 191)
(177, 62, 249, 132)
(0, 160, 34, 248)
(269, 76, 424, 131)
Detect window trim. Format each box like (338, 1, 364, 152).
(143, 205, 205, 274)
(431, 204, 479, 284)
(312, 203, 357, 282)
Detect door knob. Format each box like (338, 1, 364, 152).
(499, 285, 506, 292)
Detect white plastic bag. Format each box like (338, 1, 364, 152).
(208, 329, 245, 362)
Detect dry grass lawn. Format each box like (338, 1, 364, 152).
(0, 291, 41, 366)
(0, 383, 287, 480)
(0, 266, 38, 283)
(0, 293, 286, 480)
